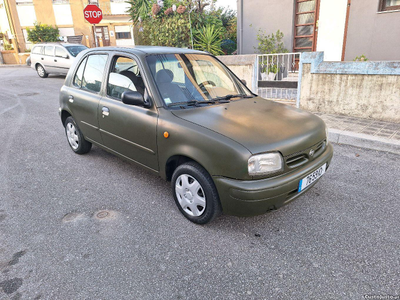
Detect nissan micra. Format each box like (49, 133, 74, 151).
(59, 46, 333, 224)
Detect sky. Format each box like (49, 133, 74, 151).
(216, 0, 237, 11)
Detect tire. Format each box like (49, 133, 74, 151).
(171, 162, 221, 224)
(36, 64, 48, 78)
(64, 116, 92, 154)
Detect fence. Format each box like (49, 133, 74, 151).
(256, 53, 301, 101)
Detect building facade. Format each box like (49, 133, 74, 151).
(0, 0, 134, 53)
(237, 0, 400, 61)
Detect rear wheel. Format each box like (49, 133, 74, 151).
(172, 162, 221, 224)
(64, 116, 92, 154)
(36, 64, 48, 78)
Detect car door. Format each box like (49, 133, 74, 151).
(54, 46, 71, 75)
(43, 45, 55, 73)
(63, 53, 109, 144)
(98, 54, 159, 171)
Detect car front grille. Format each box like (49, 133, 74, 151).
(285, 140, 326, 169)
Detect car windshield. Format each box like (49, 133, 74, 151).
(65, 45, 88, 57)
(146, 54, 253, 107)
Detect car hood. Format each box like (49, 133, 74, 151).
(171, 97, 326, 156)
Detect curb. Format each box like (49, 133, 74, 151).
(329, 128, 400, 155)
(0, 64, 29, 68)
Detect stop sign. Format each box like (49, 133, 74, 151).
(83, 4, 103, 24)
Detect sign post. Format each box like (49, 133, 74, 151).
(83, 4, 103, 47)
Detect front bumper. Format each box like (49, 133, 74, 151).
(213, 143, 334, 216)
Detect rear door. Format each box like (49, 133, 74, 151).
(63, 53, 109, 144)
(43, 45, 55, 73)
(98, 54, 159, 171)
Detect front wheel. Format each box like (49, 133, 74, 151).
(64, 116, 92, 154)
(171, 162, 221, 224)
(36, 64, 48, 78)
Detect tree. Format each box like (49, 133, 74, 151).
(194, 24, 224, 55)
(27, 23, 59, 43)
(126, 0, 151, 24)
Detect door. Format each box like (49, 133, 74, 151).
(65, 54, 109, 144)
(98, 55, 158, 171)
(54, 46, 71, 75)
(43, 45, 56, 73)
(94, 26, 111, 46)
(293, 0, 320, 53)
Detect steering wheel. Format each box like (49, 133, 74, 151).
(198, 80, 216, 92)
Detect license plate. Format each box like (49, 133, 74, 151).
(298, 163, 327, 192)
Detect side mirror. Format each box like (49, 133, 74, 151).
(241, 79, 247, 86)
(122, 91, 150, 107)
(63, 54, 69, 59)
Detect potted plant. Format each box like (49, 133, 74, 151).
(268, 64, 278, 81)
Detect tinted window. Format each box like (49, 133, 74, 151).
(81, 55, 108, 93)
(44, 46, 54, 56)
(55, 47, 68, 58)
(32, 46, 42, 54)
(73, 57, 87, 88)
(65, 45, 88, 57)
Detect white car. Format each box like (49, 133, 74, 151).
(30, 42, 87, 78)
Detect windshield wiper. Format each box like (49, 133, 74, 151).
(212, 94, 254, 102)
(167, 100, 217, 107)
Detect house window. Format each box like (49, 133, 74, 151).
(116, 32, 131, 39)
(379, 0, 400, 11)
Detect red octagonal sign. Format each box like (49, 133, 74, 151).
(84, 4, 103, 24)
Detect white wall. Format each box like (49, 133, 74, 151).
(115, 25, 134, 46)
(16, 5, 37, 27)
(0, 0, 11, 33)
(110, 2, 130, 14)
(316, 0, 348, 61)
(53, 4, 73, 25)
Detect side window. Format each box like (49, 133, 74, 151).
(32, 46, 42, 54)
(81, 54, 108, 93)
(44, 46, 54, 56)
(107, 56, 145, 100)
(55, 47, 68, 58)
(73, 57, 88, 88)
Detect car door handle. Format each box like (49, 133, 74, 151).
(102, 106, 110, 117)
(68, 95, 74, 103)
(54, 59, 57, 62)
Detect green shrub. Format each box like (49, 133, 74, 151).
(255, 29, 288, 54)
(27, 22, 59, 43)
(194, 24, 224, 55)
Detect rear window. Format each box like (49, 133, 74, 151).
(32, 46, 42, 54)
(80, 55, 108, 93)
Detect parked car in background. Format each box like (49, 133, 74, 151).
(59, 46, 333, 224)
(30, 42, 88, 78)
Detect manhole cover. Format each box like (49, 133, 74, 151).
(96, 211, 109, 219)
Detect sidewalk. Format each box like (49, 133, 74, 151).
(272, 99, 400, 155)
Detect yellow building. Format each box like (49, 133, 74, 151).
(0, 0, 134, 53)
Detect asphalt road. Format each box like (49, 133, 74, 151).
(0, 67, 399, 300)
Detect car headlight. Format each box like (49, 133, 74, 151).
(248, 152, 283, 176)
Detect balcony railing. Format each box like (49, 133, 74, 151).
(256, 53, 301, 101)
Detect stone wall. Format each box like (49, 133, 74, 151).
(299, 52, 400, 123)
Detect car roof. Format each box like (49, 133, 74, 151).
(85, 45, 208, 56)
(33, 42, 87, 47)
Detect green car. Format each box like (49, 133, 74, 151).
(59, 46, 333, 224)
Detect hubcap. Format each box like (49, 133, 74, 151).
(175, 174, 206, 217)
(66, 122, 79, 150)
(37, 66, 44, 77)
